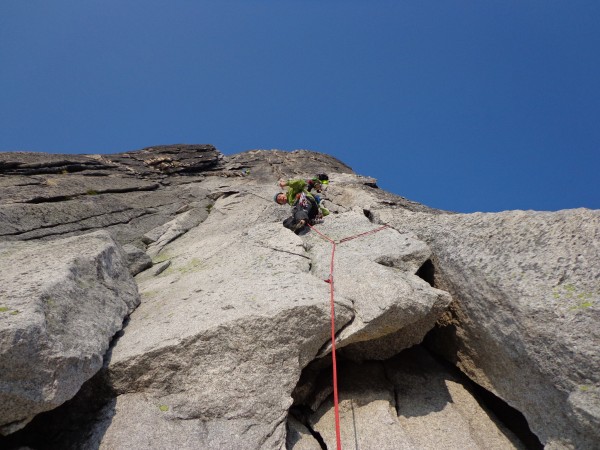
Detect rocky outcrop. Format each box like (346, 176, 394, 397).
(0, 145, 222, 245)
(103, 144, 222, 176)
(0, 231, 139, 434)
(305, 211, 451, 360)
(0, 144, 221, 177)
(313, 173, 600, 449)
(369, 207, 600, 449)
(89, 181, 450, 449)
(0, 144, 597, 449)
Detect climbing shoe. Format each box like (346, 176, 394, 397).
(293, 219, 306, 233)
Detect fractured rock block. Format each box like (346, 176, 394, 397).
(0, 231, 139, 434)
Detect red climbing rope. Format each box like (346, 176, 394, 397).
(337, 224, 390, 244)
(307, 222, 390, 450)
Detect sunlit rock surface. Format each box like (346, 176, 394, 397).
(0, 231, 139, 434)
(0, 145, 597, 449)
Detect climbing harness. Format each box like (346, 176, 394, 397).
(307, 223, 390, 450)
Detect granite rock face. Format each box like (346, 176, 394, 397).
(94, 183, 450, 449)
(0, 144, 597, 449)
(0, 231, 139, 434)
(371, 206, 600, 449)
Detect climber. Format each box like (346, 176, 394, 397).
(274, 178, 326, 234)
(276, 177, 330, 215)
(300, 173, 331, 216)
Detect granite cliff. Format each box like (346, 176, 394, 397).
(0, 145, 598, 449)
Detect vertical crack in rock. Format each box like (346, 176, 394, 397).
(304, 421, 328, 450)
(382, 363, 401, 418)
(288, 409, 328, 450)
(415, 258, 436, 287)
(423, 328, 544, 450)
(258, 411, 290, 449)
(315, 312, 357, 358)
(466, 379, 544, 450)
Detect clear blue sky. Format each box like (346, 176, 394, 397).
(1, 1, 599, 212)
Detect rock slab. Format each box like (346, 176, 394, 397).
(0, 231, 139, 434)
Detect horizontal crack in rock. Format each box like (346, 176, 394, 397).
(20, 184, 160, 204)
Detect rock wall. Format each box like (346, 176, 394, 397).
(0, 231, 139, 434)
(0, 145, 598, 449)
(369, 207, 600, 449)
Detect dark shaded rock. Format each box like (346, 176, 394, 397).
(122, 244, 152, 276)
(105, 144, 222, 176)
(0, 146, 221, 245)
(0, 369, 116, 450)
(0, 152, 111, 175)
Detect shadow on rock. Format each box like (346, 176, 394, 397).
(0, 371, 117, 450)
(289, 346, 530, 450)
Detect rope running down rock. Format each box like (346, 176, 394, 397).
(307, 223, 390, 450)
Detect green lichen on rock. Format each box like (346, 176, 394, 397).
(142, 290, 160, 298)
(152, 252, 173, 265)
(178, 258, 205, 274)
(158, 404, 169, 412)
(569, 301, 595, 311)
(1, 306, 21, 315)
(158, 257, 205, 277)
(552, 284, 598, 312)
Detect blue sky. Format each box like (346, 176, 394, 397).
(1, 1, 599, 212)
